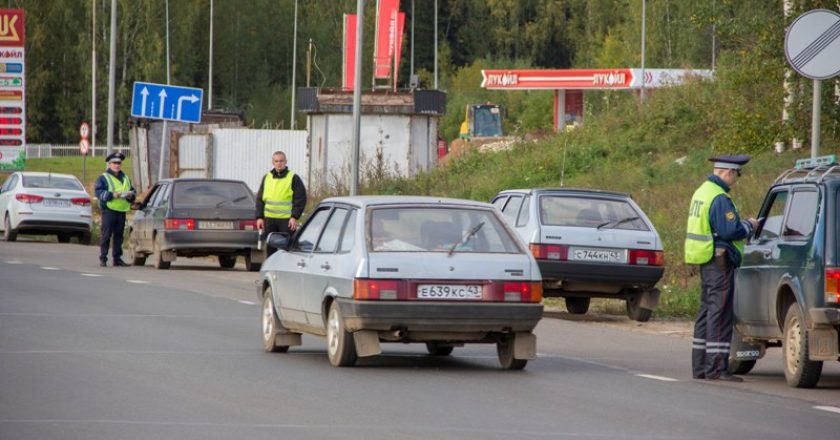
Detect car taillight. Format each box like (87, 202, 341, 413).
(486, 281, 543, 303)
(825, 268, 840, 304)
(71, 197, 91, 206)
(164, 218, 195, 230)
(629, 249, 664, 266)
(15, 193, 44, 203)
(240, 219, 258, 231)
(529, 243, 568, 260)
(354, 279, 408, 300)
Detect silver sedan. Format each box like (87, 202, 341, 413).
(258, 196, 544, 369)
(0, 171, 93, 244)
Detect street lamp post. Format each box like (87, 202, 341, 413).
(350, 0, 364, 196)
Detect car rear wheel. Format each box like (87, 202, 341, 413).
(245, 254, 261, 272)
(426, 342, 454, 356)
(78, 232, 92, 246)
(262, 287, 290, 353)
(152, 235, 170, 270)
(565, 297, 590, 314)
(57, 233, 70, 243)
(326, 302, 357, 367)
(4, 214, 17, 242)
(783, 303, 823, 388)
(626, 294, 652, 322)
(497, 338, 527, 370)
(218, 255, 237, 268)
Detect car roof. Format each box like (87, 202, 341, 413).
(158, 178, 248, 185)
(321, 195, 497, 210)
(17, 171, 79, 180)
(496, 188, 631, 199)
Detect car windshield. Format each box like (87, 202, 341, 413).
(172, 181, 255, 209)
(368, 207, 521, 253)
(539, 195, 649, 231)
(22, 175, 83, 191)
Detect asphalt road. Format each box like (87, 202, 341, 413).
(2, 240, 839, 440)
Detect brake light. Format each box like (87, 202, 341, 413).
(71, 197, 91, 206)
(240, 219, 258, 231)
(629, 249, 665, 266)
(529, 243, 568, 260)
(354, 279, 408, 300)
(825, 268, 840, 304)
(495, 281, 543, 303)
(15, 193, 43, 203)
(164, 218, 195, 230)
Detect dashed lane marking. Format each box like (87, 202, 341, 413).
(815, 406, 840, 415)
(4, 260, 22, 264)
(126, 280, 150, 284)
(81, 273, 103, 278)
(635, 374, 679, 382)
(237, 300, 257, 306)
(41, 266, 61, 271)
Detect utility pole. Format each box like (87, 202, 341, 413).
(306, 38, 312, 87)
(410, 0, 414, 80)
(640, 0, 646, 103)
(91, 0, 96, 157)
(158, 0, 171, 181)
(350, 0, 364, 196)
(290, 0, 298, 130)
(434, 0, 438, 89)
(106, 0, 117, 151)
(208, 0, 213, 110)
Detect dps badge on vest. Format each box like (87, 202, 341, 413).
(725, 211, 736, 221)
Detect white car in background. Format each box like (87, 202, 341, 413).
(0, 171, 93, 244)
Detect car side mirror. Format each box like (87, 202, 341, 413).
(266, 232, 291, 251)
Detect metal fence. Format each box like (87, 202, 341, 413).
(25, 144, 131, 159)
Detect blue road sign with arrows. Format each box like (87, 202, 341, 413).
(130, 81, 204, 124)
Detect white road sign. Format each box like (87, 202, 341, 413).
(785, 9, 840, 80)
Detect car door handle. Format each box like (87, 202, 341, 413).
(320, 262, 331, 270)
(297, 260, 306, 268)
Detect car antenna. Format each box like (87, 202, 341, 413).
(559, 137, 568, 188)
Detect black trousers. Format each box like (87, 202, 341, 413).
(692, 255, 736, 378)
(264, 217, 291, 256)
(99, 209, 126, 262)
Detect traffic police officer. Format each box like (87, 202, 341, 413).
(94, 152, 136, 267)
(685, 154, 758, 382)
(255, 151, 307, 254)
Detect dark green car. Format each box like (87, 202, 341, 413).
(732, 156, 840, 388)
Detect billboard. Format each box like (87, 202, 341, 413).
(0, 9, 24, 171)
(342, 14, 357, 90)
(372, 0, 400, 80)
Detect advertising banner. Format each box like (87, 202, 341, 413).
(392, 12, 405, 90)
(342, 14, 357, 90)
(0, 8, 24, 170)
(373, 0, 400, 79)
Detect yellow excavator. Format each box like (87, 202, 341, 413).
(442, 103, 512, 164)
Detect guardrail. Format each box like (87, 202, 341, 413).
(25, 144, 131, 159)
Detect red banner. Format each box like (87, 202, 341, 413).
(0, 10, 24, 47)
(373, 0, 400, 79)
(342, 14, 357, 90)
(481, 69, 635, 90)
(392, 12, 405, 90)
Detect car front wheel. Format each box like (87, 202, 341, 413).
(783, 303, 823, 388)
(152, 235, 171, 270)
(426, 342, 454, 356)
(326, 302, 357, 367)
(127, 233, 147, 266)
(565, 297, 590, 314)
(262, 287, 290, 353)
(218, 255, 236, 268)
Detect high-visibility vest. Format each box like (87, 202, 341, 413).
(103, 173, 131, 212)
(262, 171, 295, 219)
(684, 180, 744, 264)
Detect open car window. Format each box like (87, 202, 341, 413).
(782, 190, 817, 239)
(758, 190, 788, 241)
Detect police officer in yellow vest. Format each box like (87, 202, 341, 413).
(255, 151, 307, 254)
(685, 155, 759, 382)
(94, 152, 136, 267)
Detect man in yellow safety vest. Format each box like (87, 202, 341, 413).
(685, 154, 758, 382)
(94, 152, 136, 267)
(255, 151, 307, 254)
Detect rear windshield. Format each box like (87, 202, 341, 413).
(369, 207, 522, 253)
(22, 175, 83, 191)
(539, 195, 649, 231)
(172, 181, 255, 209)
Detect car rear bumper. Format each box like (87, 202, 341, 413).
(810, 308, 840, 326)
(537, 259, 664, 288)
(336, 297, 543, 333)
(159, 230, 260, 253)
(15, 218, 90, 234)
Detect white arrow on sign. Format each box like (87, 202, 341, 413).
(140, 87, 149, 115)
(176, 95, 200, 121)
(157, 89, 168, 118)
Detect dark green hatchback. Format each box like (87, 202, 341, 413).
(732, 155, 840, 388)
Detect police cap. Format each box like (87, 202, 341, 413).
(709, 154, 750, 170)
(106, 152, 125, 163)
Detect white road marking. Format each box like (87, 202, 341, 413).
(40, 266, 61, 271)
(635, 374, 679, 382)
(5, 260, 22, 264)
(80, 273, 103, 277)
(237, 300, 257, 306)
(815, 406, 840, 415)
(126, 280, 150, 284)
